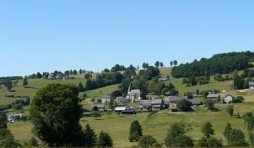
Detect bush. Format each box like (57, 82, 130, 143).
(4, 95, 14, 98)
(138, 135, 157, 148)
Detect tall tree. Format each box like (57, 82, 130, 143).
(176, 99, 192, 112)
(129, 120, 143, 142)
(30, 83, 83, 146)
(4, 79, 12, 91)
(36, 72, 42, 79)
(223, 123, 233, 141)
(78, 82, 85, 92)
(164, 122, 194, 147)
(160, 62, 164, 68)
(201, 121, 215, 139)
(155, 61, 160, 68)
(138, 135, 158, 148)
(173, 60, 178, 66)
(23, 76, 28, 87)
(0, 111, 7, 129)
(83, 124, 97, 147)
(227, 105, 234, 117)
(170, 61, 173, 67)
(97, 131, 113, 148)
(73, 69, 78, 75)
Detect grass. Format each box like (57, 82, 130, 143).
(8, 102, 254, 147)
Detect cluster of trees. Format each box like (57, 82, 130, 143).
(2, 77, 28, 92)
(85, 72, 123, 90)
(29, 83, 113, 147)
(0, 76, 22, 86)
(154, 61, 164, 68)
(109, 64, 127, 72)
(233, 70, 254, 90)
(172, 51, 254, 78)
(0, 97, 30, 111)
(170, 60, 178, 67)
(0, 112, 20, 147)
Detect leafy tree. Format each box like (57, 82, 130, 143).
(78, 82, 85, 92)
(97, 131, 113, 148)
(196, 137, 222, 147)
(242, 112, 254, 133)
(0, 132, 20, 147)
(227, 105, 234, 117)
(173, 60, 178, 66)
(223, 123, 233, 141)
(84, 73, 92, 79)
(227, 129, 249, 147)
(188, 76, 197, 86)
(201, 121, 215, 139)
(176, 99, 192, 112)
(138, 135, 157, 148)
(129, 120, 143, 142)
(28, 137, 38, 147)
(30, 83, 84, 146)
(4, 79, 12, 91)
(205, 99, 215, 111)
(111, 90, 122, 98)
(91, 111, 101, 119)
(97, 99, 102, 103)
(73, 69, 78, 75)
(91, 98, 95, 102)
(65, 70, 70, 75)
(170, 61, 173, 67)
(164, 122, 193, 147)
(249, 133, 254, 146)
(83, 124, 97, 147)
(36, 72, 42, 79)
(155, 61, 160, 68)
(160, 62, 164, 68)
(0, 112, 7, 129)
(23, 76, 28, 87)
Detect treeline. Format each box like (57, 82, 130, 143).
(0, 96, 30, 111)
(0, 76, 22, 85)
(172, 51, 254, 78)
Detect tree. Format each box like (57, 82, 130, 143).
(4, 79, 12, 91)
(227, 105, 234, 117)
(73, 69, 78, 75)
(155, 61, 160, 68)
(79, 69, 83, 74)
(176, 99, 192, 112)
(160, 62, 164, 68)
(0, 112, 7, 129)
(138, 135, 157, 148)
(83, 124, 97, 147)
(13, 79, 18, 86)
(173, 60, 178, 66)
(164, 122, 193, 147)
(23, 76, 28, 87)
(196, 137, 222, 148)
(205, 99, 215, 110)
(129, 120, 143, 142)
(30, 83, 84, 146)
(78, 82, 85, 92)
(97, 131, 113, 148)
(170, 61, 173, 67)
(223, 123, 233, 141)
(201, 121, 215, 139)
(65, 70, 70, 75)
(227, 129, 249, 147)
(91, 111, 101, 119)
(36, 72, 42, 79)
(111, 90, 122, 98)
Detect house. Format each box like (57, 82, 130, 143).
(151, 99, 164, 111)
(167, 96, 187, 110)
(223, 94, 234, 104)
(82, 108, 91, 117)
(249, 81, 254, 90)
(114, 105, 130, 113)
(188, 99, 202, 107)
(207, 94, 220, 102)
(91, 104, 105, 112)
(8, 114, 24, 122)
(162, 75, 170, 81)
(140, 100, 152, 111)
(127, 84, 141, 102)
(101, 95, 111, 104)
(116, 97, 129, 105)
(191, 92, 198, 98)
(127, 89, 141, 102)
(140, 99, 164, 112)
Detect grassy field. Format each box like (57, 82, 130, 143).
(8, 102, 254, 147)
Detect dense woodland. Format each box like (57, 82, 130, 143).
(172, 51, 254, 78)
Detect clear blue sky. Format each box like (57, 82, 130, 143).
(1, 0, 253, 77)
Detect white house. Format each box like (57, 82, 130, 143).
(127, 84, 141, 102)
(224, 94, 234, 104)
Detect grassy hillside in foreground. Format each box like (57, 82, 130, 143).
(8, 102, 254, 147)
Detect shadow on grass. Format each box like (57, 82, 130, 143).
(210, 108, 220, 112)
(93, 118, 104, 120)
(80, 119, 88, 122)
(9, 90, 16, 92)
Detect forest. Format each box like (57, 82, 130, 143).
(171, 51, 254, 78)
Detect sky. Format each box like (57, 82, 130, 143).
(1, 0, 254, 77)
